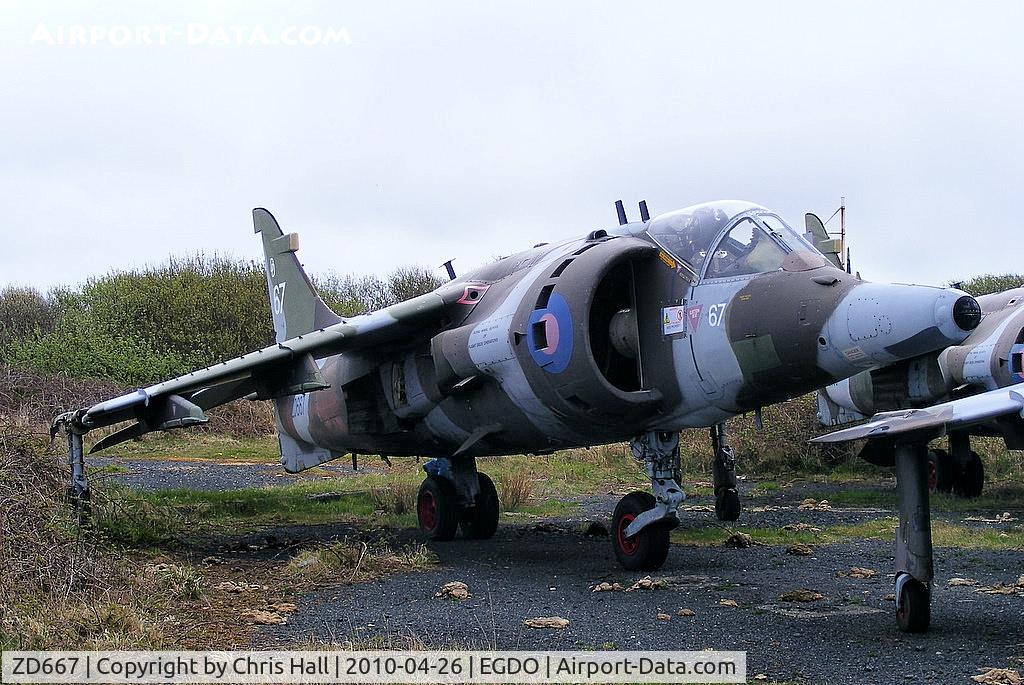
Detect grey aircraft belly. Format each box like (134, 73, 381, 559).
(53, 199, 986, 634)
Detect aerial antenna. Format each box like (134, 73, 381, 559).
(441, 259, 457, 281)
(823, 197, 849, 272)
(638, 200, 650, 222)
(614, 200, 628, 226)
(840, 196, 847, 272)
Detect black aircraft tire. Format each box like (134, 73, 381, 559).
(612, 492, 671, 572)
(895, 578, 931, 633)
(417, 476, 460, 541)
(461, 472, 500, 540)
(954, 451, 984, 499)
(927, 449, 954, 494)
(715, 488, 741, 521)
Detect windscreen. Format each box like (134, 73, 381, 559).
(645, 201, 761, 274)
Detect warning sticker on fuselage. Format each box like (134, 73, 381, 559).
(662, 305, 686, 335)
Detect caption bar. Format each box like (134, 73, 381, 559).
(1, 650, 745, 683)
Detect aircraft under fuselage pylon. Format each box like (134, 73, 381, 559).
(55, 199, 994, 632)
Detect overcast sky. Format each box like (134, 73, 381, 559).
(1, 1, 1021, 292)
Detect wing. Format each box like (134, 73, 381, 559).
(810, 383, 1024, 444)
(54, 208, 477, 452)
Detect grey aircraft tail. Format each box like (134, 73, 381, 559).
(253, 208, 342, 342)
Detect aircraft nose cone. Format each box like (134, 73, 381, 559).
(819, 283, 978, 377)
(952, 294, 982, 332)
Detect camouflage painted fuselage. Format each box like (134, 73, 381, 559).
(274, 207, 976, 463)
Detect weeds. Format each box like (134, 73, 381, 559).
(369, 480, 418, 516)
(0, 423, 185, 649)
(289, 540, 437, 583)
(497, 472, 534, 510)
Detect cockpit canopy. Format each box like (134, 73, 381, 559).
(644, 200, 818, 279)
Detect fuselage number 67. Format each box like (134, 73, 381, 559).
(708, 302, 727, 327)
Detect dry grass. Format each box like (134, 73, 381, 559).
(0, 363, 275, 440)
(0, 422, 210, 649)
(369, 480, 419, 516)
(497, 471, 534, 510)
(288, 539, 437, 583)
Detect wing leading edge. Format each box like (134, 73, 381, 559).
(810, 383, 1024, 444)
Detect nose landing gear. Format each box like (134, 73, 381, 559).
(611, 431, 683, 571)
(416, 457, 499, 540)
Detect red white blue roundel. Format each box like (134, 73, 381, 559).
(528, 292, 573, 373)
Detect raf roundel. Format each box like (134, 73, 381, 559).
(527, 292, 573, 374)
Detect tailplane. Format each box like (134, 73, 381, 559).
(253, 208, 342, 342)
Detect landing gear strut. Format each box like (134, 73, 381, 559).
(53, 413, 91, 525)
(611, 431, 682, 571)
(894, 439, 933, 633)
(416, 457, 499, 541)
(711, 423, 740, 521)
(949, 432, 984, 498)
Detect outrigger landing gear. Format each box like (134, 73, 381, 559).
(52, 412, 91, 525)
(711, 423, 740, 521)
(894, 439, 933, 633)
(416, 457, 499, 541)
(611, 431, 683, 571)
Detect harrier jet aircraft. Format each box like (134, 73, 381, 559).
(814, 282, 1024, 631)
(54, 200, 984, 631)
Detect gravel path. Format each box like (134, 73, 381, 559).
(105, 457, 1024, 683)
(258, 520, 1024, 684)
(89, 456, 383, 491)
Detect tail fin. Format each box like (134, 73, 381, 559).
(253, 208, 343, 343)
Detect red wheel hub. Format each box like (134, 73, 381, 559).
(616, 513, 639, 555)
(419, 489, 438, 531)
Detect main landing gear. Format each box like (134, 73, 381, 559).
(927, 432, 984, 498)
(711, 423, 741, 521)
(416, 457, 499, 541)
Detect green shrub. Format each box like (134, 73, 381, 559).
(0, 286, 56, 345)
(951, 273, 1024, 296)
(2, 256, 444, 386)
(5, 307, 198, 387)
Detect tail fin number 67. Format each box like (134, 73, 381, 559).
(272, 282, 287, 315)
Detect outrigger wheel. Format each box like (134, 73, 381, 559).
(895, 576, 931, 633)
(612, 491, 672, 571)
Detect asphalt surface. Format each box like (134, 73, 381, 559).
(108, 460, 1024, 684)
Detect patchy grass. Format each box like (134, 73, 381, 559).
(135, 482, 387, 532)
(671, 518, 1024, 551)
(810, 484, 1024, 512)
(288, 540, 437, 583)
(102, 433, 278, 463)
